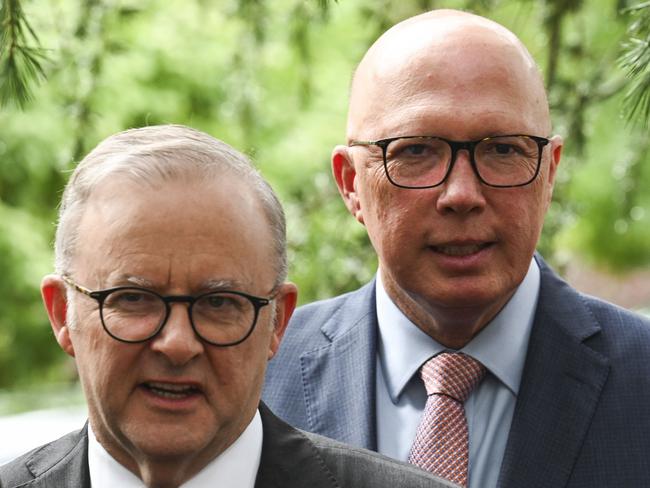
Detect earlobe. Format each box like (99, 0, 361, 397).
(332, 146, 364, 224)
(41, 274, 76, 357)
(267, 282, 298, 360)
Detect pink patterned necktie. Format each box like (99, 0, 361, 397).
(408, 353, 486, 487)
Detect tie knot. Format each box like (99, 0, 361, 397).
(420, 353, 485, 402)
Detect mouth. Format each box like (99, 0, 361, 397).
(142, 381, 202, 400)
(431, 241, 494, 257)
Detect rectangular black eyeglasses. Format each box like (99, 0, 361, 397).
(349, 134, 550, 189)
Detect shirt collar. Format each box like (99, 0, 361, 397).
(376, 258, 540, 402)
(88, 409, 263, 488)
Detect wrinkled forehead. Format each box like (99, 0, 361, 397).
(348, 12, 549, 137)
(71, 175, 277, 286)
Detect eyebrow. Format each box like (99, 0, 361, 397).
(202, 278, 247, 291)
(106, 276, 249, 293)
(99, 274, 160, 290)
(121, 276, 154, 288)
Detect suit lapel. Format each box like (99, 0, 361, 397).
(497, 258, 610, 488)
(255, 403, 339, 488)
(300, 281, 378, 450)
(22, 426, 91, 488)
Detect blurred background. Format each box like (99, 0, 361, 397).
(1, 0, 649, 460)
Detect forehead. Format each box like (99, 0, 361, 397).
(72, 174, 275, 290)
(349, 19, 549, 139)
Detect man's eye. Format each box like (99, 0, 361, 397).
(404, 144, 430, 156)
(391, 143, 442, 161)
(121, 293, 145, 302)
(207, 296, 227, 308)
(105, 290, 158, 310)
(204, 294, 243, 310)
(494, 143, 515, 155)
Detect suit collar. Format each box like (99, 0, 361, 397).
(497, 255, 610, 488)
(301, 280, 378, 450)
(255, 403, 338, 488)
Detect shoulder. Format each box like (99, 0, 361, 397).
(580, 292, 650, 357)
(290, 281, 376, 327)
(257, 403, 455, 487)
(303, 431, 455, 488)
(263, 282, 378, 428)
(0, 428, 88, 488)
(282, 280, 377, 345)
(265, 280, 377, 383)
(536, 255, 650, 358)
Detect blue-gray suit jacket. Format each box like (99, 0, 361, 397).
(263, 255, 650, 487)
(0, 403, 455, 488)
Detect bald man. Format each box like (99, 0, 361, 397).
(264, 9, 650, 488)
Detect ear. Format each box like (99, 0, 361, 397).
(41, 274, 76, 357)
(544, 135, 563, 207)
(547, 136, 563, 186)
(267, 282, 298, 360)
(332, 145, 364, 224)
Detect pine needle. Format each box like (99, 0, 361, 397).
(619, 2, 650, 126)
(0, 0, 49, 108)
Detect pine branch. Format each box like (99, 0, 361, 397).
(0, 0, 49, 108)
(620, 2, 650, 126)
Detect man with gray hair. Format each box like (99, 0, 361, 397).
(0, 125, 455, 488)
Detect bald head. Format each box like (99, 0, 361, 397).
(348, 9, 551, 140)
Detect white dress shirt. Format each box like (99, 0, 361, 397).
(375, 258, 540, 488)
(88, 409, 263, 488)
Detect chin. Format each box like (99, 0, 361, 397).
(124, 422, 216, 457)
(425, 281, 510, 312)
(135, 432, 212, 459)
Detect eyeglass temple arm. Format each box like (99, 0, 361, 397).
(60, 275, 94, 297)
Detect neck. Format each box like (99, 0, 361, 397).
(381, 274, 514, 349)
(90, 421, 241, 488)
(135, 463, 195, 488)
(119, 449, 213, 488)
(412, 303, 506, 349)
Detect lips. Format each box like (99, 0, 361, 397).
(431, 241, 493, 256)
(143, 381, 201, 399)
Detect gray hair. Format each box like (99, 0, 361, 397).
(55, 124, 287, 284)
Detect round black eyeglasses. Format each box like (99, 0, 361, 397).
(349, 134, 550, 189)
(62, 275, 277, 347)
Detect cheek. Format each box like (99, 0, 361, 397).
(499, 186, 548, 251)
(529, 178, 552, 226)
(208, 331, 272, 389)
(359, 174, 421, 241)
(70, 324, 139, 396)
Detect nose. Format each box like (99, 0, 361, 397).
(435, 150, 487, 215)
(149, 303, 204, 366)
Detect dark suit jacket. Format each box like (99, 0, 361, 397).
(263, 255, 650, 487)
(0, 403, 455, 488)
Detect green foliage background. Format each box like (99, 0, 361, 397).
(0, 0, 649, 395)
